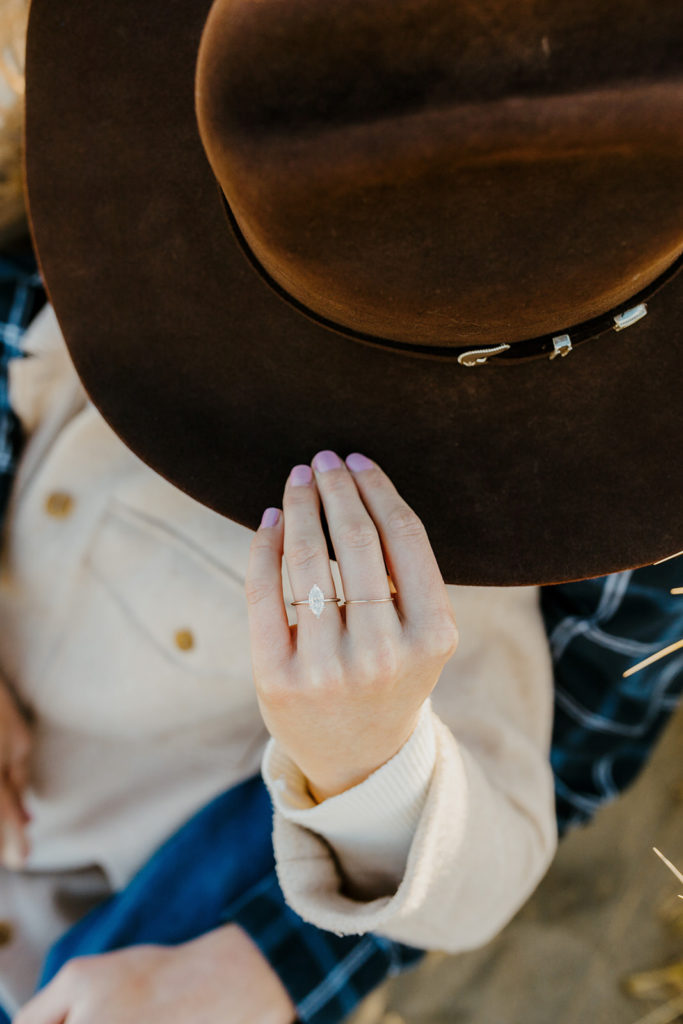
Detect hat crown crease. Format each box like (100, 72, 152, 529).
(196, 0, 683, 349)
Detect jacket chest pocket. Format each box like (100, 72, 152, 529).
(41, 497, 258, 741)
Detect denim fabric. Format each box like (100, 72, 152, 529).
(39, 776, 421, 1024)
(39, 777, 276, 986)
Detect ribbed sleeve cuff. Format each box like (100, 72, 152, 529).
(263, 700, 436, 895)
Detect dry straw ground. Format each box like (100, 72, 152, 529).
(0, 0, 29, 246)
(351, 689, 683, 1024)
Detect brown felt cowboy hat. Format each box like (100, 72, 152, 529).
(23, 0, 683, 586)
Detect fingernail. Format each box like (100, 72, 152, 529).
(346, 453, 374, 472)
(290, 464, 313, 486)
(312, 450, 342, 473)
(260, 507, 281, 528)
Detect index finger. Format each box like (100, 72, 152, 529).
(344, 454, 451, 630)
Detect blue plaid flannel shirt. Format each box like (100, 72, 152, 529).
(1, 251, 682, 1023)
(0, 243, 45, 519)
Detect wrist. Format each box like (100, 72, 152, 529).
(302, 714, 425, 803)
(305, 764, 384, 803)
(266, 700, 435, 808)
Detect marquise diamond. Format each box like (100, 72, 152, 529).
(308, 584, 325, 618)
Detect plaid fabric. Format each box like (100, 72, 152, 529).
(228, 873, 423, 1024)
(542, 558, 683, 835)
(0, 241, 45, 519)
(2, 248, 682, 1022)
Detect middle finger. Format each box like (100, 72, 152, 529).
(311, 451, 397, 623)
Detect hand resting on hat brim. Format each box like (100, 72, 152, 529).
(246, 450, 458, 803)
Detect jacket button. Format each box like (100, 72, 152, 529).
(0, 921, 14, 947)
(45, 491, 74, 518)
(174, 629, 195, 652)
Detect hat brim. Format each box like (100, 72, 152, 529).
(24, 0, 683, 585)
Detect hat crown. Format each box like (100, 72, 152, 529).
(197, 0, 683, 348)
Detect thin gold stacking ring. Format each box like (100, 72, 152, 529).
(290, 584, 396, 619)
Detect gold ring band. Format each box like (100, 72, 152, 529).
(289, 584, 396, 619)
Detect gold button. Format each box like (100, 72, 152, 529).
(45, 491, 74, 518)
(0, 921, 13, 947)
(174, 629, 195, 652)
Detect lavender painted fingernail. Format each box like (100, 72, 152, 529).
(290, 464, 313, 486)
(260, 507, 281, 528)
(346, 453, 374, 472)
(313, 450, 342, 473)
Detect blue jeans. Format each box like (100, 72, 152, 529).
(14, 774, 419, 1024)
(1, 776, 272, 1022)
(39, 776, 275, 984)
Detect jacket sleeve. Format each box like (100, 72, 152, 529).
(263, 584, 557, 952)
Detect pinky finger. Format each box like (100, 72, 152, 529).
(246, 509, 293, 678)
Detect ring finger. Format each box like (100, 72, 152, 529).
(283, 464, 342, 646)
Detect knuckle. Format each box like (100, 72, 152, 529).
(250, 533, 275, 556)
(386, 504, 425, 541)
(319, 470, 349, 495)
(420, 616, 459, 660)
(283, 486, 311, 510)
(286, 538, 322, 572)
(307, 657, 346, 691)
(257, 673, 294, 706)
(244, 577, 277, 607)
(61, 956, 95, 986)
(355, 635, 400, 684)
(360, 465, 385, 487)
(336, 520, 377, 551)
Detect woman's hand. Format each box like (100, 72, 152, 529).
(14, 925, 297, 1024)
(246, 451, 458, 801)
(0, 679, 32, 867)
